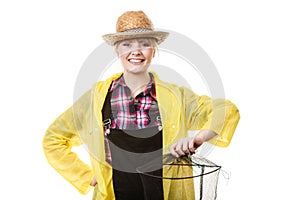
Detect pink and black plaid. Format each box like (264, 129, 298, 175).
(104, 73, 161, 164)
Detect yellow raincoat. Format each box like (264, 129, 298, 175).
(43, 72, 240, 200)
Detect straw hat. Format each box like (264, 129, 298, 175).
(102, 11, 169, 46)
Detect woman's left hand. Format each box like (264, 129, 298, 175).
(169, 130, 217, 158)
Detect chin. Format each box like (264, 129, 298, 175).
(124, 65, 149, 73)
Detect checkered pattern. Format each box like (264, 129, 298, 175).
(123, 28, 153, 33)
(104, 73, 161, 164)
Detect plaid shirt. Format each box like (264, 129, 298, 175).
(104, 73, 161, 164)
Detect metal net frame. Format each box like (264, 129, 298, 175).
(136, 153, 222, 200)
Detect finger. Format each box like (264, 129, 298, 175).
(175, 140, 185, 156)
(90, 177, 97, 186)
(182, 138, 189, 154)
(170, 144, 180, 158)
(188, 138, 196, 153)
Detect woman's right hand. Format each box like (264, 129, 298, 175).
(90, 177, 97, 186)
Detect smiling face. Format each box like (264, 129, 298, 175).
(115, 38, 157, 75)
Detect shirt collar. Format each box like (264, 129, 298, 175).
(110, 73, 156, 99)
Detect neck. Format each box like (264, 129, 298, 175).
(123, 72, 150, 98)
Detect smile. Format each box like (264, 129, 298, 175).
(128, 59, 145, 63)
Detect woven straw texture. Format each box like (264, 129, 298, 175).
(117, 11, 153, 32)
(102, 11, 169, 46)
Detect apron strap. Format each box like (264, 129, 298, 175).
(102, 86, 113, 136)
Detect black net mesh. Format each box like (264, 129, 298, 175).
(136, 153, 221, 200)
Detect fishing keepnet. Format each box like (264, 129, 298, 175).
(136, 153, 221, 200)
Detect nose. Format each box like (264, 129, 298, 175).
(130, 42, 144, 55)
(131, 49, 142, 56)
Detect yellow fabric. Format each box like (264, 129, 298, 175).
(162, 157, 195, 200)
(43, 72, 240, 199)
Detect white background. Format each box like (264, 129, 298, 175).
(1, 0, 299, 199)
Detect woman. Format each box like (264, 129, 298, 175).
(43, 11, 240, 200)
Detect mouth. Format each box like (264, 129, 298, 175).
(128, 58, 145, 64)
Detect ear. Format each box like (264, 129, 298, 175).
(153, 49, 156, 58)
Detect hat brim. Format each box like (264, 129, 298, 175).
(102, 31, 169, 46)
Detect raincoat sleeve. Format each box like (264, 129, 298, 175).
(183, 87, 240, 147)
(43, 90, 94, 194)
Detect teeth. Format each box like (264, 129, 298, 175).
(129, 59, 143, 63)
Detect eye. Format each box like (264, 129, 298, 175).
(142, 42, 151, 47)
(122, 43, 130, 47)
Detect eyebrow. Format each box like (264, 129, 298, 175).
(116, 38, 156, 48)
(121, 38, 154, 43)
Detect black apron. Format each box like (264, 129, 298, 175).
(102, 91, 164, 200)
